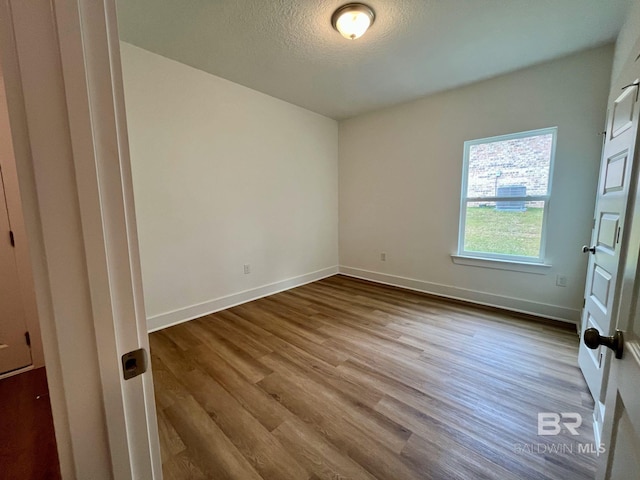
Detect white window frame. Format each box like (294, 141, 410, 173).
(457, 127, 557, 264)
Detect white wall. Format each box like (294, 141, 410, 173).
(120, 43, 339, 331)
(611, 0, 640, 86)
(339, 45, 614, 322)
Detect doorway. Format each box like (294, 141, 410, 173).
(0, 50, 60, 476)
(0, 0, 161, 477)
(0, 164, 31, 376)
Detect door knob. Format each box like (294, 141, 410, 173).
(583, 328, 624, 359)
(582, 245, 596, 254)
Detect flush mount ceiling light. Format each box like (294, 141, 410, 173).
(331, 3, 375, 40)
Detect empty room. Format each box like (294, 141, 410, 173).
(1, 0, 640, 479)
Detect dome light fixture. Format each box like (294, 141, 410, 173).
(331, 3, 375, 40)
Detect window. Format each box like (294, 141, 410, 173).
(458, 127, 557, 263)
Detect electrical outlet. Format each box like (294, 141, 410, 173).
(556, 274, 567, 287)
(380, 252, 386, 261)
(244, 264, 251, 274)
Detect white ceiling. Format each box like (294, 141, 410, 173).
(116, 0, 632, 120)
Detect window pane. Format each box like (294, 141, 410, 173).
(467, 133, 553, 198)
(464, 201, 544, 257)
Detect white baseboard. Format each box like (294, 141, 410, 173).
(0, 364, 34, 381)
(338, 266, 579, 324)
(147, 266, 339, 332)
(147, 264, 578, 332)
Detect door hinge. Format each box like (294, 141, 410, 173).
(621, 81, 640, 102)
(25, 331, 30, 347)
(9, 230, 14, 247)
(617, 226, 621, 244)
(583, 298, 586, 308)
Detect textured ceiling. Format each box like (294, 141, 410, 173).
(116, 0, 632, 120)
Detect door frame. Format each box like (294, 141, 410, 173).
(0, 0, 161, 478)
(595, 35, 640, 478)
(0, 64, 44, 373)
(0, 163, 33, 374)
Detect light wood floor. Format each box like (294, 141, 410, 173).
(150, 275, 597, 480)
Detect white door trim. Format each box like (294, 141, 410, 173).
(52, 0, 161, 477)
(0, 0, 161, 478)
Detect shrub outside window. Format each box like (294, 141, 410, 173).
(458, 127, 557, 263)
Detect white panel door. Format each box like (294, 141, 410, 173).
(0, 166, 31, 374)
(579, 82, 639, 409)
(595, 82, 640, 480)
(597, 302, 640, 479)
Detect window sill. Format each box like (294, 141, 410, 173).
(451, 255, 552, 275)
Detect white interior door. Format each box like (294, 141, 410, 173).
(0, 165, 31, 375)
(578, 80, 640, 432)
(595, 85, 640, 480)
(597, 283, 640, 479)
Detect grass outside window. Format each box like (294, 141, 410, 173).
(463, 206, 544, 258)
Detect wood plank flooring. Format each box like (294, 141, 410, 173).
(0, 367, 60, 480)
(150, 275, 597, 480)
